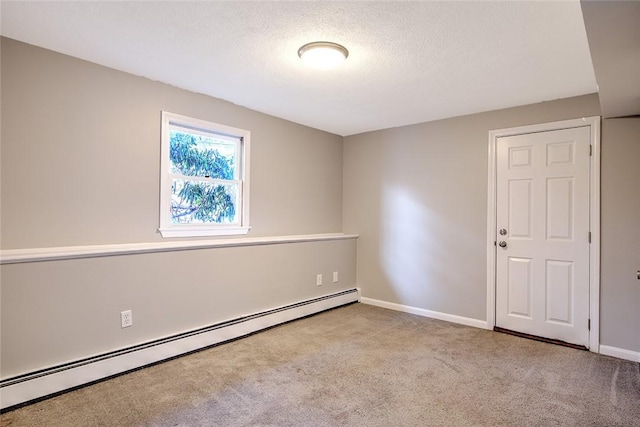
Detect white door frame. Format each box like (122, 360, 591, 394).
(486, 117, 601, 352)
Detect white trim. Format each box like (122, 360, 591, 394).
(599, 345, 640, 363)
(159, 111, 251, 238)
(0, 233, 359, 265)
(158, 226, 250, 238)
(0, 289, 359, 410)
(360, 297, 489, 330)
(486, 130, 498, 330)
(587, 119, 601, 352)
(486, 117, 601, 351)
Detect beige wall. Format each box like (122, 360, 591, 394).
(343, 95, 602, 321)
(600, 117, 640, 352)
(0, 38, 356, 378)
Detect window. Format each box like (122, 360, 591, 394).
(159, 112, 250, 238)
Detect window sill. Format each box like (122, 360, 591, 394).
(158, 226, 251, 238)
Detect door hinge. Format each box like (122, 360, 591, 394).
(589, 145, 593, 156)
(588, 319, 591, 331)
(588, 232, 592, 243)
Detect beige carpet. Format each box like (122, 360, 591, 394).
(2, 303, 639, 426)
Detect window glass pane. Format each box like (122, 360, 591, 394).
(171, 179, 238, 224)
(169, 130, 237, 179)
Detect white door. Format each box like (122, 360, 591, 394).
(495, 126, 591, 347)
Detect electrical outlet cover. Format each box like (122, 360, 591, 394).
(121, 310, 133, 328)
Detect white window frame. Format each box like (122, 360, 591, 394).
(159, 111, 251, 238)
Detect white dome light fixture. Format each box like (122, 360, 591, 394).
(298, 41, 349, 70)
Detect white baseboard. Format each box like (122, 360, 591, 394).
(0, 289, 358, 411)
(599, 345, 640, 363)
(358, 297, 640, 363)
(360, 297, 489, 330)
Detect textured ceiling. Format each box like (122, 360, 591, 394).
(1, 1, 597, 136)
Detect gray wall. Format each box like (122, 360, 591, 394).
(1, 37, 343, 249)
(600, 117, 640, 352)
(1, 240, 357, 377)
(343, 96, 639, 353)
(343, 96, 602, 319)
(0, 38, 356, 378)
(2, 36, 638, 379)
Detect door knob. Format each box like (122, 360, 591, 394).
(499, 228, 507, 236)
(498, 241, 507, 248)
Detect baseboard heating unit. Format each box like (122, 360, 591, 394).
(0, 288, 359, 412)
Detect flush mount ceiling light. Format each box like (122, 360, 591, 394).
(298, 41, 349, 70)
